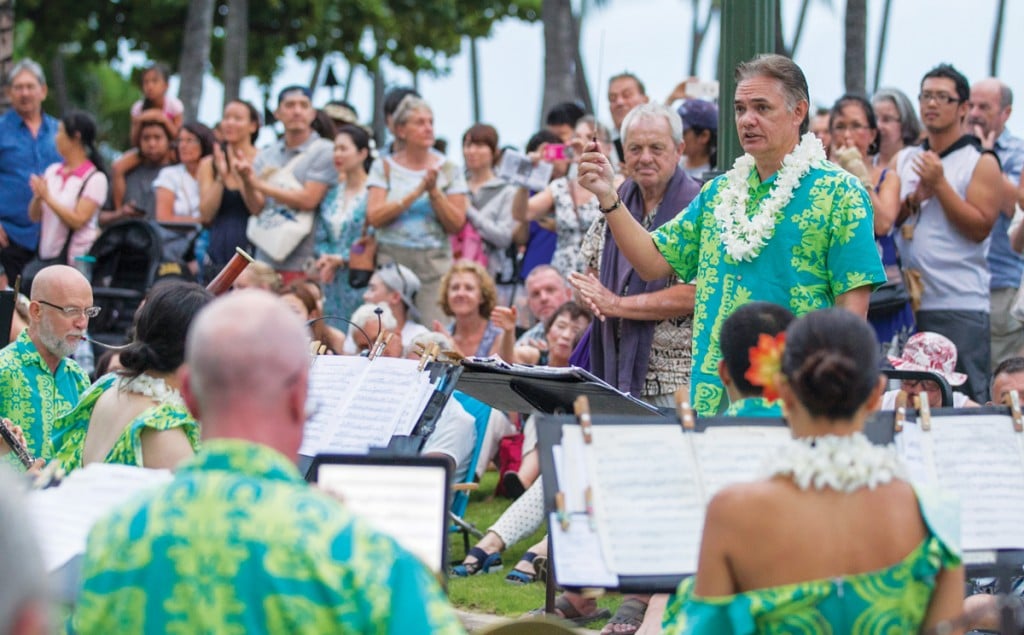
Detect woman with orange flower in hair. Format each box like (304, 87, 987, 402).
(663, 308, 964, 634)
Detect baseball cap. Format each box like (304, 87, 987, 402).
(677, 99, 718, 131)
(376, 262, 421, 322)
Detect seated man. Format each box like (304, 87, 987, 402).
(71, 291, 464, 634)
(0, 265, 92, 462)
(882, 332, 980, 409)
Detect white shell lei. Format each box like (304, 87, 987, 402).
(714, 132, 826, 262)
(762, 432, 907, 493)
(116, 374, 185, 408)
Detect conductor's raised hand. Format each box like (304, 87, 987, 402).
(577, 140, 616, 201)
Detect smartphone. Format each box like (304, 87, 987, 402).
(543, 144, 571, 161)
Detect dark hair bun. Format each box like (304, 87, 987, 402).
(790, 349, 862, 417)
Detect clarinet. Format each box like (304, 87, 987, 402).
(0, 421, 34, 469)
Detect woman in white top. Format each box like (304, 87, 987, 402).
(28, 110, 109, 267)
(154, 123, 216, 272)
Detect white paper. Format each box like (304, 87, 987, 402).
(558, 426, 591, 512)
(28, 464, 173, 572)
(691, 425, 791, 499)
(587, 425, 702, 575)
(548, 512, 618, 587)
(316, 463, 448, 573)
(300, 356, 437, 456)
(921, 414, 1024, 550)
(496, 150, 553, 191)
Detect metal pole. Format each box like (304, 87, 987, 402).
(717, 0, 778, 169)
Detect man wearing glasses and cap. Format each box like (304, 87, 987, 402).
(341, 262, 429, 354)
(0, 264, 92, 463)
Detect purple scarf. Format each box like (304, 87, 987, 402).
(591, 167, 701, 395)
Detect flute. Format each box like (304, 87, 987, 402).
(0, 420, 34, 469)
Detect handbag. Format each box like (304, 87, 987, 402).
(246, 151, 315, 262)
(348, 159, 387, 288)
(22, 169, 100, 292)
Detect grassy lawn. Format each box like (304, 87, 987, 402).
(447, 471, 621, 626)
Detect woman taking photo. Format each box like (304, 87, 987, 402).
(28, 110, 109, 272)
(154, 122, 216, 272)
(366, 96, 468, 326)
(197, 100, 260, 283)
(50, 281, 214, 472)
(314, 124, 373, 322)
(663, 308, 962, 634)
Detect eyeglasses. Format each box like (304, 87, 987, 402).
(37, 300, 101, 318)
(901, 379, 937, 390)
(832, 123, 870, 133)
(877, 115, 902, 125)
(918, 92, 961, 105)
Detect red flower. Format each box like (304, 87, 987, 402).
(744, 332, 786, 402)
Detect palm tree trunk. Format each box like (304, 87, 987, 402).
(990, 0, 1007, 77)
(222, 0, 248, 104)
(844, 0, 867, 95)
(178, 0, 215, 122)
(571, 11, 592, 114)
(872, 0, 892, 92)
(48, 54, 69, 114)
(0, 0, 13, 111)
(541, 0, 578, 123)
(469, 37, 482, 123)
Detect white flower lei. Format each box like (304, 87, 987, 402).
(116, 374, 185, 407)
(762, 432, 906, 493)
(714, 132, 826, 262)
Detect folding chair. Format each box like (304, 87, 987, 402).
(882, 368, 953, 407)
(448, 391, 490, 554)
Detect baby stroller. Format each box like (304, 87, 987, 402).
(87, 220, 163, 347)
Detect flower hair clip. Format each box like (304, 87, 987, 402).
(744, 332, 786, 402)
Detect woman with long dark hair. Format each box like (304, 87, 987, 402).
(28, 110, 109, 266)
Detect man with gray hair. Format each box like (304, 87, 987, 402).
(71, 290, 464, 634)
(968, 78, 1024, 370)
(0, 466, 50, 635)
(0, 59, 61, 285)
(578, 53, 885, 416)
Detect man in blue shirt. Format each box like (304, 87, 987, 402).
(968, 78, 1024, 371)
(0, 59, 61, 286)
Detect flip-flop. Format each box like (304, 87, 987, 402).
(599, 597, 648, 635)
(526, 594, 612, 626)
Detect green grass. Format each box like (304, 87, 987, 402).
(447, 471, 621, 625)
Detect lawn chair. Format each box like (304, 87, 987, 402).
(87, 220, 163, 347)
(449, 391, 490, 555)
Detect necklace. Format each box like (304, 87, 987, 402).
(116, 374, 185, 408)
(762, 432, 906, 493)
(714, 132, 826, 262)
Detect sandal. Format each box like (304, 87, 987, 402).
(450, 547, 502, 577)
(501, 472, 526, 500)
(505, 551, 546, 585)
(599, 597, 648, 635)
(526, 593, 611, 626)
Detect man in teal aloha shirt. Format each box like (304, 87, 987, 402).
(578, 54, 884, 416)
(0, 265, 92, 462)
(71, 290, 464, 635)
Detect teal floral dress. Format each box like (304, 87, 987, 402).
(316, 183, 369, 322)
(662, 486, 961, 634)
(71, 439, 466, 635)
(49, 373, 200, 471)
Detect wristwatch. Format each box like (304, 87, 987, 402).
(599, 197, 622, 214)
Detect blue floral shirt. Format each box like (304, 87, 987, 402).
(652, 162, 885, 416)
(722, 397, 782, 418)
(71, 439, 465, 635)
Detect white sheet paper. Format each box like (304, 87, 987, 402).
(691, 425, 791, 499)
(28, 464, 173, 572)
(316, 463, 448, 573)
(587, 425, 702, 575)
(548, 512, 618, 587)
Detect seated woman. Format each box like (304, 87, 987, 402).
(49, 281, 214, 471)
(662, 308, 963, 634)
(279, 281, 346, 354)
(439, 260, 503, 358)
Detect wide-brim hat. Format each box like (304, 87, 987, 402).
(887, 331, 968, 386)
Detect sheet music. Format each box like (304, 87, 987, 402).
(300, 356, 439, 456)
(316, 463, 448, 573)
(691, 425, 792, 499)
(558, 427, 590, 512)
(923, 414, 1024, 550)
(895, 422, 933, 486)
(587, 425, 702, 575)
(548, 512, 618, 587)
(28, 464, 173, 572)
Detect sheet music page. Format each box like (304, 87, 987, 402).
(334, 357, 429, 450)
(393, 368, 437, 437)
(548, 512, 618, 587)
(587, 425, 703, 575)
(28, 464, 173, 572)
(316, 463, 448, 573)
(895, 422, 933, 486)
(691, 425, 791, 500)
(299, 355, 368, 456)
(927, 414, 1024, 550)
(558, 426, 591, 512)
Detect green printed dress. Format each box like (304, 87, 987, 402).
(71, 439, 466, 635)
(662, 487, 961, 634)
(651, 162, 886, 416)
(49, 373, 200, 471)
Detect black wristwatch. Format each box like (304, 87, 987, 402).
(599, 197, 622, 214)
